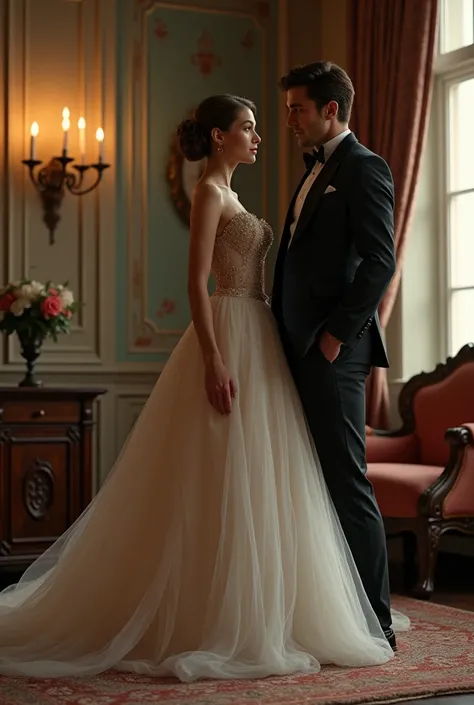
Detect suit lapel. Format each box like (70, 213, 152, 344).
(273, 168, 311, 286)
(280, 168, 311, 250)
(290, 132, 357, 247)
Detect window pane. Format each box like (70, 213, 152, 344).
(450, 289, 474, 356)
(449, 192, 474, 287)
(449, 78, 474, 191)
(441, 0, 474, 54)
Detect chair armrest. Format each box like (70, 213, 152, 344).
(366, 431, 420, 464)
(420, 423, 474, 518)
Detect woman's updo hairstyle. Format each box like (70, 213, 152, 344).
(177, 94, 257, 162)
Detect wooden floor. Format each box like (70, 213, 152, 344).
(390, 551, 474, 612)
(401, 698, 474, 704)
(389, 551, 474, 705)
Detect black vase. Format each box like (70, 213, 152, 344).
(16, 329, 45, 387)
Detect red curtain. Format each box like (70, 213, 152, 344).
(348, 0, 438, 428)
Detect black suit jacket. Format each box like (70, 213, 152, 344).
(271, 132, 396, 368)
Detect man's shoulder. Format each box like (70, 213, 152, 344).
(333, 139, 393, 194)
(348, 140, 390, 169)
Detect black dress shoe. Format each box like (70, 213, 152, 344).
(384, 627, 397, 652)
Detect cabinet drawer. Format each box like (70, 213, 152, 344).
(0, 400, 80, 424)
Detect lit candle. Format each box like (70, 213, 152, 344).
(30, 122, 39, 160)
(96, 127, 104, 162)
(78, 117, 86, 164)
(62, 107, 70, 154)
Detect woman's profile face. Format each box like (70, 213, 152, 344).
(218, 107, 261, 164)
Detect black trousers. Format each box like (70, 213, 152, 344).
(287, 330, 392, 631)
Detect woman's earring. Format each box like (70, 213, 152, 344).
(217, 145, 223, 154)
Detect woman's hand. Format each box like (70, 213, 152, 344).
(204, 353, 236, 415)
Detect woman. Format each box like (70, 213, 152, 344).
(0, 94, 407, 682)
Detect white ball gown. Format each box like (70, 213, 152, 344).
(0, 211, 408, 681)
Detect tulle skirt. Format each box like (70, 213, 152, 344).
(0, 295, 408, 681)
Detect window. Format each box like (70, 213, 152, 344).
(440, 0, 474, 54)
(437, 0, 474, 356)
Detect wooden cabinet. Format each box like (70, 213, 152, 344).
(0, 387, 106, 570)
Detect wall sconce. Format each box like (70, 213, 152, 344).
(21, 107, 110, 245)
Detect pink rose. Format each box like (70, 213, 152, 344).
(0, 292, 16, 312)
(41, 295, 62, 319)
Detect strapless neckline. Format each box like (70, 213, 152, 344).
(211, 210, 273, 303)
(219, 211, 267, 239)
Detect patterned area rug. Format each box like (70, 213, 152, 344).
(1, 596, 474, 705)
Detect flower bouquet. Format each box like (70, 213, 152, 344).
(0, 279, 81, 387)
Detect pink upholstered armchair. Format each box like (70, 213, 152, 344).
(366, 343, 474, 599)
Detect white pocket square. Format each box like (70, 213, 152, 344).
(324, 185, 336, 194)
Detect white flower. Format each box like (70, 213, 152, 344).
(30, 280, 45, 296)
(18, 281, 43, 305)
(60, 288, 74, 308)
(10, 297, 29, 316)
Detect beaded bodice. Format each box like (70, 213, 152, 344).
(212, 212, 273, 303)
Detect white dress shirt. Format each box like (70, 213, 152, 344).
(289, 129, 352, 245)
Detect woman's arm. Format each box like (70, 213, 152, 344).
(187, 183, 235, 415)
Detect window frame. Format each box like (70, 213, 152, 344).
(434, 37, 474, 359)
(438, 0, 474, 56)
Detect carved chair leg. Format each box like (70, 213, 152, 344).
(402, 531, 418, 591)
(412, 521, 441, 600)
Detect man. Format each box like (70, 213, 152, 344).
(271, 61, 397, 650)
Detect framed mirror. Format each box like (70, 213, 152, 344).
(167, 130, 206, 227)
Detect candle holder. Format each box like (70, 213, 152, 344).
(21, 152, 110, 245)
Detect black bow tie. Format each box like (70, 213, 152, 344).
(303, 146, 325, 170)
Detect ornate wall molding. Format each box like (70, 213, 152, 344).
(126, 0, 269, 354)
(0, 0, 117, 368)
